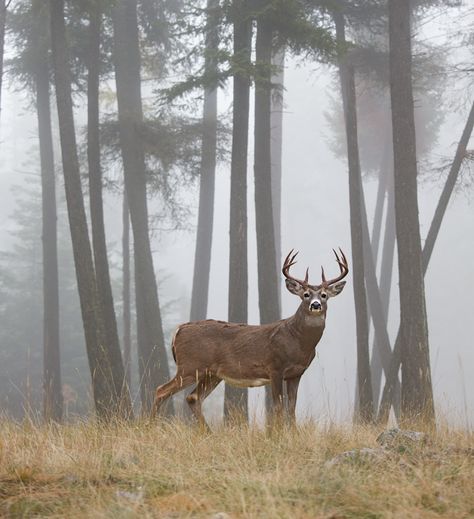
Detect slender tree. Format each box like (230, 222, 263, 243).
(369, 170, 396, 406)
(389, 0, 434, 426)
(253, 10, 281, 415)
(334, 11, 374, 423)
(50, 0, 130, 418)
(224, 0, 252, 418)
(190, 0, 219, 322)
(33, 0, 62, 422)
(87, 0, 131, 415)
(271, 48, 284, 308)
(254, 14, 279, 328)
(122, 193, 132, 390)
(112, 0, 172, 414)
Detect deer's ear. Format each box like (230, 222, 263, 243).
(285, 278, 304, 296)
(326, 281, 346, 297)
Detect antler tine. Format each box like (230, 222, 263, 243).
(282, 249, 309, 287)
(283, 249, 298, 271)
(314, 248, 349, 288)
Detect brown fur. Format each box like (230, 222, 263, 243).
(151, 250, 347, 427)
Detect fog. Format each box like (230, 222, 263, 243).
(0, 1, 472, 427)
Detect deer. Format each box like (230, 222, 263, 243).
(151, 249, 349, 426)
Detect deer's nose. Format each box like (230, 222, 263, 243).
(310, 300, 322, 311)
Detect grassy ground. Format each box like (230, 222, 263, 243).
(0, 419, 472, 518)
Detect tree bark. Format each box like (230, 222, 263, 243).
(389, 0, 434, 426)
(87, 2, 132, 417)
(224, 0, 252, 418)
(270, 47, 284, 312)
(50, 0, 128, 418)
(122, 193, 132, 391)
(335, 12, 374, 423)
(112, 0, 172, 414)
(190, 0, 219, 322)
(265, 45, 285, 412)
(34, 0, 62, 423)
(377, 98, 474, 425)
(254, 15, 280, 418)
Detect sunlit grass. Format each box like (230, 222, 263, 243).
(0, 418, 472, 518)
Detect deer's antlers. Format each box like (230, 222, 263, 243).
(282, 248, 349, 289)
(282, 249, 309, 287)
(318, 248, 349, 289)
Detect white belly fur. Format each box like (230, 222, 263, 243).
(220, 376, 270, 388)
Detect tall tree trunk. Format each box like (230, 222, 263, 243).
(334, 12, 373, 423)
(254, 15, 280, 418)
(389, 0, 434, 426)
(224, 0, 252, 418)
(122, 193, 132, 391)
(50, 0, 128, 418)
(190, 0, 219, 322)
(377, 98, 474, 425)
(265, 46, 285, 412)
(87, 2, 132, 417)
(112, 0, 171, 414)
(270, 47, 284, 312)
(34, 0, 62, 423)
(0, 0, 6, 117)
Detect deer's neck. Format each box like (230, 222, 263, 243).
(284, 304, 325, 350)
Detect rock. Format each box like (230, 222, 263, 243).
(211, 513, 231, 519)
(325, 447, 388, 467)
(115, 487, 144, 503)
(376, 428, 427, 451)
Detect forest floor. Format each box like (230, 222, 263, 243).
(0, 418, 472, 518)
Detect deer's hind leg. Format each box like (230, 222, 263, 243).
(151, 374, 196, 418)
(186, 375, 221, 429)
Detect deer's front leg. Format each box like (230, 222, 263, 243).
(270, 374, 284, 425)
(286, 376, 301, 425)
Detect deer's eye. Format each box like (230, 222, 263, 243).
(303, 292, 310, 299)
(320, 292, 327, 300)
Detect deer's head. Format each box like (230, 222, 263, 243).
(282, 249, 348, 316)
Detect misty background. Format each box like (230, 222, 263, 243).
(0, 0, 472, 426)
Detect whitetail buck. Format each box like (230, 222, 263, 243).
(152, 249, 348, 426)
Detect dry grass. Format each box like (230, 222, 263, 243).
(0, 418, 472, 518)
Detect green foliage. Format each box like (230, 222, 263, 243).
(161, 0, 338, 102)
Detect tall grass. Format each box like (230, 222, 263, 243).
(0, 418, 472, 518)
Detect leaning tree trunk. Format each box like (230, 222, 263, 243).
(335, 12, 374, 423)
(50, 0, 129, 419)
(87, 2, 132, 416)
(224, 0, 252, 419)
(34, 0, 62, 423)
(190, 0, 219, 323)
(389, 0, 434, 427)
(377, 97, 474, 425)
(369, 171, 396, 407)
(112, 0, 171, 415)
